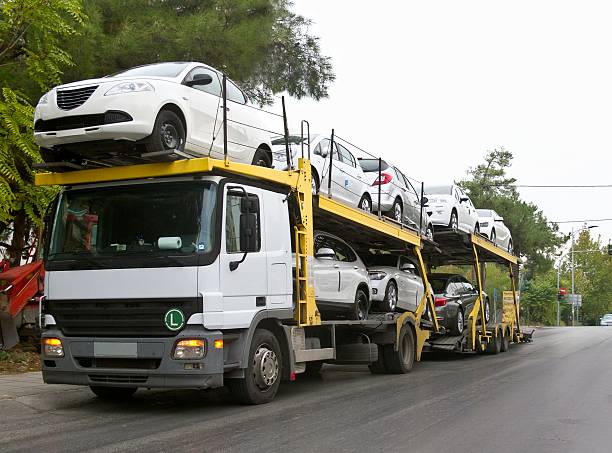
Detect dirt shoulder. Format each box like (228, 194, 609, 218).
(0, 343, 41, 374)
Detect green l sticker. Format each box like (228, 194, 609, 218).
(164, 308, 185, 331)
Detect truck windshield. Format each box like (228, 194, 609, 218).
(48, 182, 217, 262)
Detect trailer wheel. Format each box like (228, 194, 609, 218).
(383, 325, 415, 374)
(227, 329, 281, 405)
(368, 344, 388, 374)
(486, 329, 501, 354)
(500, 328, 510, 352)
(89, 386, 137, 400)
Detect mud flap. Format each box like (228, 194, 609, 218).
(0, 312, 18, 350)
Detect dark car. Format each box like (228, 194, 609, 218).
(429, 273, 490, 335)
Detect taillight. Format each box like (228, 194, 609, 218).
(434, 297, 447, 307)
(372, 172, 393, 186)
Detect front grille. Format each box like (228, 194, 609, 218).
(34, 111, 132, 132)
(78, 358, 161, 370)
(56, 85, 99, 110)
(47, 297, 201, 337)
(89, 374, 148, 384)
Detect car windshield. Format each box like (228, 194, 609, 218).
(429, 276, 449, 293)
(477, 209, 493, 217)
(603, 314, 612, 320)
(425, 185, 453, 195)
(110, 62, 191, 78)
(48, 182, 217, 261)
(364, 254, 397, 267)
(359, 159, 389, 172)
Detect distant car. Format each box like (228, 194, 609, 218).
(600, 314, 612, 326)
(358, 159, 434, 239)
(272, 134, 373, 211)
(34, 61, 274, 167)
(477, 209, 513, 253)
(424, 184, 479, 234)
(312, 231, 371, 320)
(364, 254, 425, 313)
(429, 273, 490, 335)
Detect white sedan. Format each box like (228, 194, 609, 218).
(34, 62, 274, 167)
(477, 209, 513, 252)
(272, 134, 373, 211)
(424, 184, 480, 234)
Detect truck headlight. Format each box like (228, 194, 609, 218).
(43, 338, 64, 357)
(369, 271, 387, 280)
(105, 81, 154, 96)
(173, 339, 206, 360)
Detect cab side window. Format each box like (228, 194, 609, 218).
(226, 192, 261, 253)
(184, 67, 221, 97)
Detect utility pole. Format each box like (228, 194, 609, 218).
(557, 264, 561, 327)
(571, 227, 575, 327)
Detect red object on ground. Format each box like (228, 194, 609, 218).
(0, 261, 44, 318)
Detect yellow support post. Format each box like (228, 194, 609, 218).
(413, 246, 439, 333)
(469, 243, 488, 351)
(509, 263, 521, 341)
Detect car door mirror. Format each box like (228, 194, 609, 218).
(401, 263, 416, 273)
(460, 197, 469, 203)
(315, 247, 335, 260)
(185, 73, 213, 87)
(320, 147, 329, 158)
(421, 196, 428, 206)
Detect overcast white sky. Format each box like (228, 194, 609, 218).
(280, 0, 612, 246)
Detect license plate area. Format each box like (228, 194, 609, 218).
(94, 342, 137, 358)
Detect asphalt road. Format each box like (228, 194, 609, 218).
(1, 327, 612, 453)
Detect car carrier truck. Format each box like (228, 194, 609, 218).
(35, 148, 529, 404)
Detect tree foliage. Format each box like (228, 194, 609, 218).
(520, 269, 557, 326)
(55, 0, 334, 105)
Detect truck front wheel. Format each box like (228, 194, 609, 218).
(227, 329, 282, 404)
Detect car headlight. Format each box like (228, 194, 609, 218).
(369, 271, 387, 280)
(105, 81, 154, 96)
(38, 92, 50, 105)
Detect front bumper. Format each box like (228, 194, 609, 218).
(41, 326, 224, 389)
(369, 278, 387, 302)
(427, 205, 452, 226)
(34, 90, 160, 148)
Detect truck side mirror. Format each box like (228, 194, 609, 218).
(239, 213, 257, 252)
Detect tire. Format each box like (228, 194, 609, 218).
(368, 344, 388, 374)
(146, 109, 186, 153)
(475, 223, 480, 234)
(486, 330, 501, 355)
(383, 325, 415, 374)
(227, 329, 282, 405)
(450, 307, 464, 335)
(311, 168, 320, 195)
(359, 194, 372, 213)
(483, 297, 491, 324)
(500, 329, 510, 352)
(490, 229, 497, 244)
(251, 148, 272, 167)
(391, 199, 403, 223)
(89, 386, 137, 400)
(351, 289, 369, 320)
(425, 224, 434, 241)
(449, 211, 458, 230)
(383, 281, 398, 312)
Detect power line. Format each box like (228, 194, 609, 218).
(516, 184, 612, 188)
(548, 218, 612, 224)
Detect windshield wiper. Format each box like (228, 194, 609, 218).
(48, 252, 105, 268)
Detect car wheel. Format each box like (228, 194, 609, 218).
(359, 194, 372, 213)
(89, 386, 137, 400)
(311, 167, 320, 195)
(508, 239, 513, 254)
(392, 199, 403, 223)
(383, 325, 415, 374)
(450, 307, 464, 335)
(227, 329, 281, 404)
(383, 281, 398, 312)
(426, 224, 434, 241)
(483, 297, 491, 324)
(475, 223, 480, 234)
(251, 148, 272, 167)
(449, 211, 458, 230)
(146, 109, 186, 153)
(490, 229, 497, 244)
(352, 289, 369, 320)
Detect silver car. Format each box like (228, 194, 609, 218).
(312, 231, 371, 320)
(364, 254, 425, 313)
(477, 209, 513, 253)
(600, 314, 612, 326)
(272, 135, 373, 211)
(359, 159, 434, 239)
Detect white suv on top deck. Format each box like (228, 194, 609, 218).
(34, 62, 274, 167)
(424, 184, 479, 234)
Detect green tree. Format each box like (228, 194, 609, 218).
(0, 0, 85, 264)
(521, 269, 557, 326)
(55, 0, 334, 105)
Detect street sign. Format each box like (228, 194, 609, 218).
(566, 294, 582, 307)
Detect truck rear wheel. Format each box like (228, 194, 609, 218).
(383, 325, 415, 374)
(500, 328, 510, 352)
(89, 386, 137, 399)
(368, 344, 388, 374)
(486, 329, 501, 354)
(227, 329, 281, 405)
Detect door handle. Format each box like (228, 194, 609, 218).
(333, 264, 340, 268)
(354, 266, 359, 270)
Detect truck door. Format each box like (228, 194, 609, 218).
(218, 185, 269, 328)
